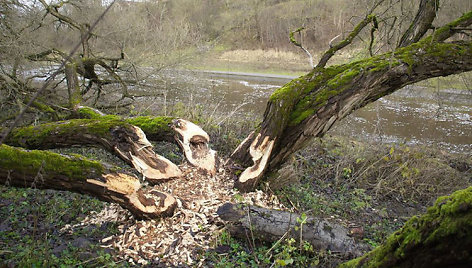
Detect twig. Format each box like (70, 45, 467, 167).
(289, 27, 314, 68)
(0, 0, 117, 145)
(317, 14, 378, 68)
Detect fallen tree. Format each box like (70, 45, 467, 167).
(217, 203, 369, 257)
(2, 118, 183, 184)
(0, 144, 176, 219)
(0, 0, 471, 262)
(2, 114, 218, 182)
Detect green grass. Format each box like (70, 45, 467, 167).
(0, 186, 125, 267)
(204, 230, 332, 267)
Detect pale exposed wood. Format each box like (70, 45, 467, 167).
(172, 119, 217, 175)
(235, 133, 275, 192)
(3, 119, 183, 184)
(0, 145, 176, 219)
(115, 126, 183, 183)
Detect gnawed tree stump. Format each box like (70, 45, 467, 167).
(172, 119, 217, 175)
(2, 119, 182, 183)
(232, 132, 275, 192)
(75, 107, 218, 175)
(217, 203, 369, 257)
(0, 144, 176, 219)
(340, 186, 472, 268)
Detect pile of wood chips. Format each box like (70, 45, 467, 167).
(65, 160, 285, 266)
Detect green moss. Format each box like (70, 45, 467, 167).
(31, 101, 56, 114)
(284, 37, 472, 127)
(76, 107, 120, 120)
(76, 107, 103, 119)
(125, 116, 175, 138)
(7, 119, 128, 148)
(340, 187, 472, 267)
(432, 11, 472, 41)
(0, 144, 104, 180)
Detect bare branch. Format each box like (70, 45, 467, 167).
(289, 27, 314, 68)
(432, 11, 472, 42)
(0, 1, 117, 146)
(398, 0, 439, 48)
(369, 16, 379, 56)
(317, 14, 377, 68)
(38, 0, 81, 30)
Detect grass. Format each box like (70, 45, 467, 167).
(0, 187, 126, 267)
(187, 47, 472, 91)
(186, 48, 311, 77)
(0, 82, 470, 266)
(204, 229, 328, 267)
(274, 135, 471, 248)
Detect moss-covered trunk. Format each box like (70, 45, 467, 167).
(0, 144, 176, 219)
(340, 187, 472, 267)
(230, 16, 472, 191)
(2, 118, 183, 183)
(74, 107, 176, 142)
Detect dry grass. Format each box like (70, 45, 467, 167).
(293, 135, 471, 206)
(218, 49, 306, 65)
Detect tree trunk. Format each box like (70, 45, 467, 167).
(75, 107, 176, 142)
(65, 63, 82, 110)
(0, 144, 176, 219)
(230, 11, 472, 192)
(217, 203, 368, 257)
(76, 108, 218, 174)
(2, 118, 183, 184)
(340, 186, 472, 268)
(398, 0, 439, 48)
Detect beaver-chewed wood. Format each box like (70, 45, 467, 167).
(0, 144, 176, 219)
(172, 119, 217, 175)
(2, 119, 183, 183)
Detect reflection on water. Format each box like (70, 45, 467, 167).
(146, 70, 471, 154)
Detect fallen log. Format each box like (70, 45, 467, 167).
(75, 106, 176, 142)
(0, 144, 176, 219)
(217, 203, 369, 257)
(2, 119, 182, 183)
(76, 107, 218, 174)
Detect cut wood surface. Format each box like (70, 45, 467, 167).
(2, 119, 182, 183)
(172, 119, 217, 175)
(0, 144, 176, 219)
(234, 133, 275, 192)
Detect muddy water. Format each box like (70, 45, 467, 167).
(148, 70, 471, 154)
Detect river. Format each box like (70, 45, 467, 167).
(143, 69, 471, 155)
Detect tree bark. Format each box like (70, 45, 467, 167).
(217, 203, 369, 257)
(230, 11, 472, 192)
(398, 0, 439, 48)
(0, 144, 176, 219)
(2, 118, 183, 184)
(75, 107, 176, 142)
(76, 107, 218, 174)
(65, 63, 82, 110)
(340, 186, 472, 268)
